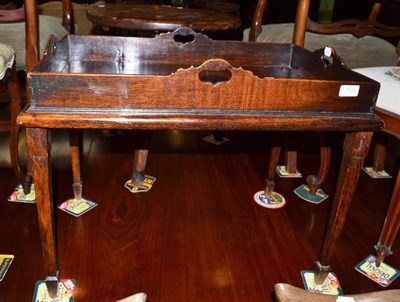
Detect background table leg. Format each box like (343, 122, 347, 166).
(314, 131, 373, 284)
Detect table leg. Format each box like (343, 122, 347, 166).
(314, 131, 373, 284)
(26, 128, 58, 298)
(374, 168, 400, 266)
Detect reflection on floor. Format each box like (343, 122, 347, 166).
(0, 129, 399, 301)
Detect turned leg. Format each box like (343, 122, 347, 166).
(26, 128, 58, 298)
(69, 129, 83, 200)
(131, 149, 149, 185)
(314, 132, 373, 284)
(7, 65, 32, 194)
(306, 132, 331, 195)
(265, 133, 282, 198)
(374, 168, 400, 266)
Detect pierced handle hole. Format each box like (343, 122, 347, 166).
(199, 70, 232, 85)
(174, 34, 195, 44)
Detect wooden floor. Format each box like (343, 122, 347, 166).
(0, 128, 399, 301)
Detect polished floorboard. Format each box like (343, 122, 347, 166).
(0, 129, 399, 301)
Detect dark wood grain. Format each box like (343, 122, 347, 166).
(21, 33, 380, 125)
(86, 3, 241, 32)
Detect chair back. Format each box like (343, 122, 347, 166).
(0, 0, 74, 72)
(24, 0, 74, 72)
(0, 3, 25, 22)
(248, 0, 400, 66)
(274, 283, 400, 302)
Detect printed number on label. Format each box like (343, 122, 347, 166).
(339, 85, 360, 97)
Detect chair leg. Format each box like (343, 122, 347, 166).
(7, 65, 32, 194)
(131, 149, 149, 185)
(372, 140, 387, 172)
(212, 131, 224, 142)
(306, 132, 331, 195)
(369, 132, 388, 174)
(374, 168, 400, 266)
(284, 133, 298, 174)
(269, 132, 330, 198)
(265, 132, 282, 198)
(127, 131, 152, 191)
(69, 129, 83, 200)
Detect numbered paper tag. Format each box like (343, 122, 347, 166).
(0, 255, 14, 281)
(203, 134, 229, 145)
(58, 197, 97, 217)
(276, 165, 302, 178)
(253, 190, 286, 209)
(32, 279, 76, 302)
(294, 184, 328, 204)
(339, 85, 360, 97)
(355, 255, 400, 287)
(301, 270, 343, 295)
(362, 167, 392, 179)
(8, 183, 36, 203)
(125, 175, 156, 193)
